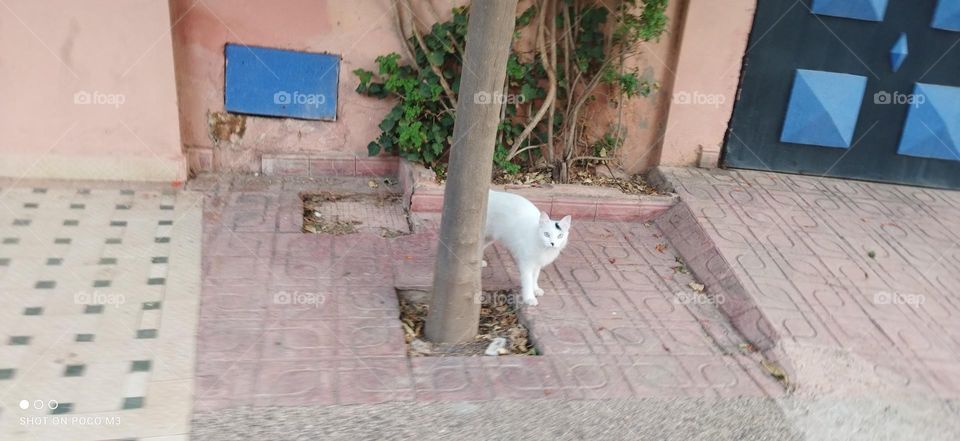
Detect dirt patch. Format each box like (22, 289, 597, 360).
(492, 167, 661, 195)
(302, 192, 410, 237)
(397, 289, 537, 357)
(208, 111, 247, 143)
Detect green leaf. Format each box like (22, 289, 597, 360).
(353, 68, 373, 86)
(367, 142, 381, 156)
(427, 51, 445, 67)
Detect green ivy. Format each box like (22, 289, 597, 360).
(354, 2, 667, 175)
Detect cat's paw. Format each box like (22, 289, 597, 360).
(522, 296, 539, 306)
(534, 287, 545, 296)
(481, 260, 488, 268)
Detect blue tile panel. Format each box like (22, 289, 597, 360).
(898, 83, 960, 161)
(780, 69, 868, 149)
(890, 33, 908, 72)
(224, 44, 340, 121)
(932, 0, 960, 32)
(811, 0, 889, 21)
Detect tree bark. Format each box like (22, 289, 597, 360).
(425, 0, 518, 344)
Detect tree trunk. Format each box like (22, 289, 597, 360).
(424, 0, 519, 344)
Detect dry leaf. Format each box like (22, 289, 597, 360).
(655, 243, 667, 253)
(761, 360, 789, 384)
(367, 180, 379, 188)
(688, 282, 705, 293)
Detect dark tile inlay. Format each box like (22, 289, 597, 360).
(32, 188, 47, 194)
(23, 203, 38, 209)
(46, 258, 62, 266)
(2, 238, 19, 244)
(122, 397, 144, 410)
(0, 258, 9, 266)
(151, 257, 168, 264)
(51, 403, 72, 414)
(106, 238, 122, 244)
(130, 360, 151, 372)
(120, 189, 135, 195)
(93, 280, 111, 288)
(110, 221, 127, 227)
(54, 238, 71, 244)
(75, 334, 94, 342)
(160, 205, 174, 210)
(116, 204, 131, 210)
(70, 203, 85, 210)
(77, 189, 91, 195)
(63, 220, 79, 226)
(0, 369, 14, 380)
(136, 329, 158, 339)
(143, 301, 161, 310)
(13, 219, 30, 226)
(99, 257, 118, 265)
(64, 364, 85, 377)
(24, 307, 42, 316)
(9, 336, 30, 345)
(84, 305, 104, 314)
(147, 278, 166, 286)
(158, 220, 173, 226)
(35, 280, 56, 289)
(154, 237, 170, 243)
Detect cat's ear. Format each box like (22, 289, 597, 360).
(539, 211, 551, 225)
(559, 215, 572, 230)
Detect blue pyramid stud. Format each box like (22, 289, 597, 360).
(890, 33, 908, 72)
(780, 69, 868, 149)
(898, 83, 960, 161)
(932, 0, 960, 32)
(811, 0, 888, 22)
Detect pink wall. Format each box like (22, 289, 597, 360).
(658, 0, 756, 168)
(170, 0, 702, 175)
(170, 0, 423, 173)
(0, 0, 184, 181)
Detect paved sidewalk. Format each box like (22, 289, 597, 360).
(0, 180, 202, 440)
(191, 174, 783, 412)
(656, 167, 960, 399)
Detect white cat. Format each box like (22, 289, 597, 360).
(483, 189, 571, 306)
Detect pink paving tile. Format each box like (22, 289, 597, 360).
(253, 360, 338, 406)
(411, 357, 493, 402)
(193, 360, 258, 411)
(550, 355, 636, 399)
(356, 156, 399, 176)
(337, 357, 415, 404)
(550, 199, 598, 221)
(480, 356, 564, 400)
(260, 320, 341, 359)
(309, 157, 357, 176)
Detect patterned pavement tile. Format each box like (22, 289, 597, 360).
(194, 176, 782, 412)
(0, 180, 201, 441)
(656, 167, 960, 398)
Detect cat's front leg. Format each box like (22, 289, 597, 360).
(519, 265, 539, 306)
(533, 266, 544, 297)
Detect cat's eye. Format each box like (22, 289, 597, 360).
(543, 232, 550, 238)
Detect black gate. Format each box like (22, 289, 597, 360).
(725, 0, 960, 188)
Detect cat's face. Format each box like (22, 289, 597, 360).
(539, 212, 572, 249)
